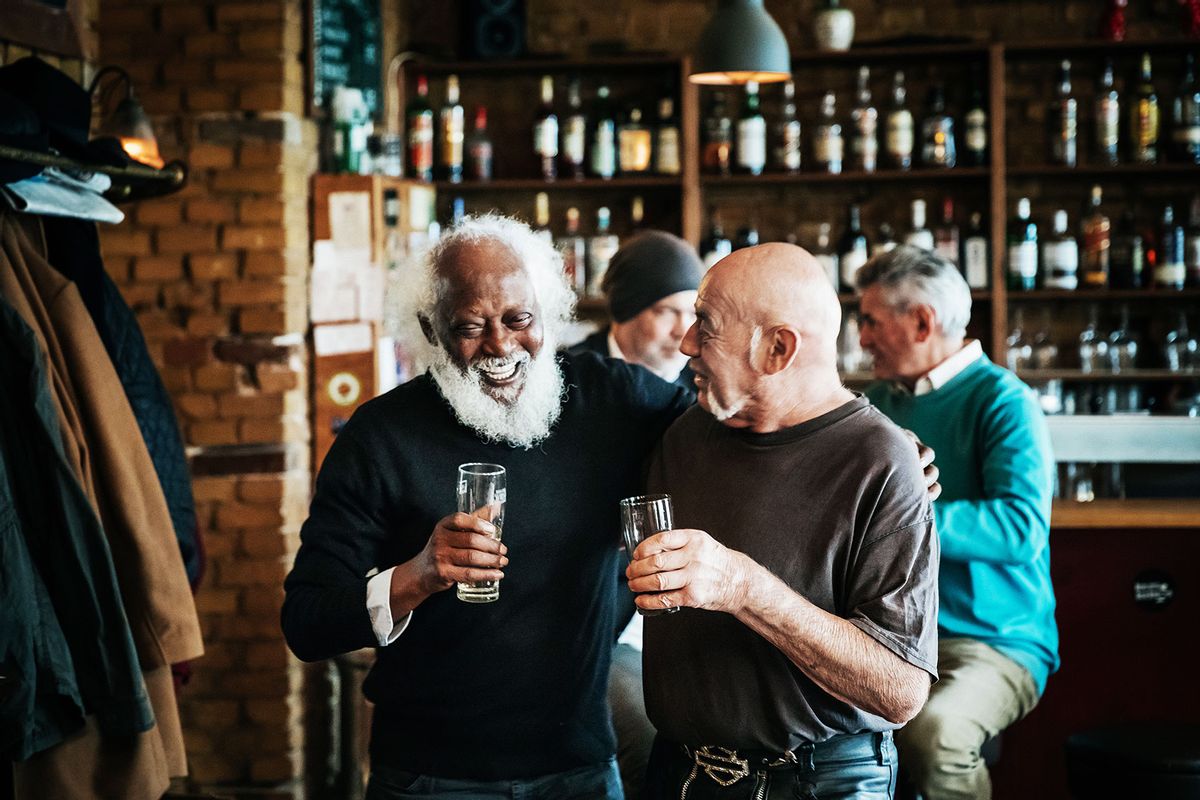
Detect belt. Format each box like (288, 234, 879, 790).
(679, 731, 891, 788)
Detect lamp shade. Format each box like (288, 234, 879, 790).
(690, 0, 792, 85)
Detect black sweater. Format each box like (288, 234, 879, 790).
(281, 352, 689, 779)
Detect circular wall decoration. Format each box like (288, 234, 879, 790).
(327, 371, 362, 407)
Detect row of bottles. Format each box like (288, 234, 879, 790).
(406, 74, 681, 183)
(701, 197, 991, 291)
(1006, 189, 1200, 291)
(444, 192, 645, 299)
(1005, 305, 1198, 375)
(1045, 52, 1200, 168)
(703, 66, 988, 175)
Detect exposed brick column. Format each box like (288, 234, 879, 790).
(96, 0, 313, 794)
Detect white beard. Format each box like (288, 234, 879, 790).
(429, 346, 565, 449)
(704, 389, 746, 422)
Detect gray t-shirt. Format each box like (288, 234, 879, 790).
(643, 396, 939, 750)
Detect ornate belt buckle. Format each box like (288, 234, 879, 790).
(694, 745, 750, 787)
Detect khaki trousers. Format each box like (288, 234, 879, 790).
(895, 637, 1040, 800)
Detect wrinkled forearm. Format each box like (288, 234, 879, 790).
(730, 553, 929, 725)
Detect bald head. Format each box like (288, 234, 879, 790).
(704, 243, 842, 363)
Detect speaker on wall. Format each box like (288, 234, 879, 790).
(462, 0, 525, 60)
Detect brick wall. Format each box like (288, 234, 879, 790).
(524, 0, 1182, 56)
(95, 0, 314, 795)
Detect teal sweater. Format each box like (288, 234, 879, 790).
(866, 355, 1059, 694)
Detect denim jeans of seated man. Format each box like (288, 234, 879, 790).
(644, 732, 897, 800)
(365, 757, 624, 800)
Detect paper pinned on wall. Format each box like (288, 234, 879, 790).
(328, 191, 372, 251)
(407, 184, 435, 232)
(314, 321, 374, 356)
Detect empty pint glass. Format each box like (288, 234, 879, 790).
(619, 494, 680, 616)
(456, 463, 506, 603)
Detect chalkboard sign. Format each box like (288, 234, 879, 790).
(312, 0, 382, 116)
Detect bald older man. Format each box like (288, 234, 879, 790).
(631, 244, 940, 800)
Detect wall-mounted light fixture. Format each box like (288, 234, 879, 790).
(89, 66, 165, 169)
(689, 0, 792, 86)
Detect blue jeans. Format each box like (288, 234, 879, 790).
(646, 732, 897, 800)
(366, 757, 624, 800)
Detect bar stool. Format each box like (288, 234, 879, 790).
(1065, 723, 1200, 799)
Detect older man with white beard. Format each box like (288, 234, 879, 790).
(282, 214, 692, 800)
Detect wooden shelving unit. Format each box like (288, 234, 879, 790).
(1019, 369, 1199, 382)
(405, 43, 1200, 405)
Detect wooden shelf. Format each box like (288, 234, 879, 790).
(406, 55, 680, 75)
(1008, 164, 1200, 179)
(1052, 499, 1200, 529)
(790, 41, 991, 65)
(434, 177, 683, 192)
(1008, 288, 1200, 301)
(840, 290, 992, 304)
(1006, 38, 1200, 58)
(703, 167, 990, 187)
(1019, 370, 1200, 382)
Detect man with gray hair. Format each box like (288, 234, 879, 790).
(282, 214, 692, 799)
(857, 245, 1058, 800)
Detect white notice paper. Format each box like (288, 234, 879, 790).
(328, 191, 372, 251)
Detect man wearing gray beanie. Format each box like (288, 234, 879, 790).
(570, 230, 703, 393)
(568, 229, 702, 800)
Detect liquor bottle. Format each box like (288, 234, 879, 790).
(873, 222, 897, 257)
(700, 209, 733, 270)
(590, 85, 617, 179)
(963, 211, 989, 288)
(849, 65, 879, 173)
(735, 221, 760, 250)
(1080, 185, 1110, 288)
(436, 75, 465, 182)
(703, 92, 733, 175)
(587, 207, 620, 296)
(813, 222, 839, 287)
(1042, 209, 1079, 290)
(1130, 53, 1160, 164)
(885, 70, 914, 170)
(618, 107, 653, 174)
(1094, 58, 1120, 166)
(1048, 60, 1078, 168)
(654, 95, 682, 175)
(382, 188, 403, 270)
(814, 90, 844, 174)
(1164, 311, 1199, 372)
(562, 77, 587, 180)
(450, 196, 466, 228)
(533, 75, 559, 180)
(934, 197, 960, 265)
(466, 106, 493, 181)
(736, 81, 767, 175)
(1187, 194, 1200, 286)
(1007, 197, 1038, 291)
(533, 192, 552, 243)
(920, 84, 956, 168)
(559, 207, 587, 295)
(904, 199, 935, 251)
(1078, 306, 1109, 374)
(1172, 52, 1200, 164)
(406, 74, 434, 182)
(771, 80, 802, 173)
(1109, 210, 1144, 289)
(838, 203, 870, 290)
(1006, 308, 1033, 372)
(964, 65, 988, 167)
(1157, 203, 1186, 289)
(1107, 304, 1138, 373)
(630, 195, 646, 232)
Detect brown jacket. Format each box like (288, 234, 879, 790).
(1, 213, 203, 797)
